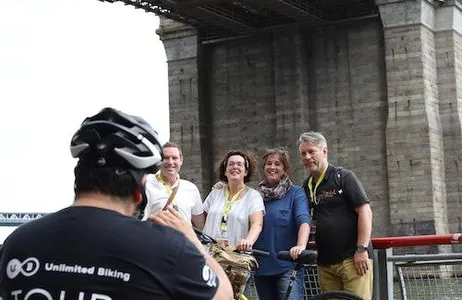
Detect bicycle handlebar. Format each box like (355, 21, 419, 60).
(193, 227, 271, 257)
(194, 227, 216, 244)
(237, 249, 270, 257)
(277, 250, 318, 264)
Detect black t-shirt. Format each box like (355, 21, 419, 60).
(303, 164, 372, 265)
(0, 206, 219, 300)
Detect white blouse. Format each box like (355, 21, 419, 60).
(203, 187, 265, 246)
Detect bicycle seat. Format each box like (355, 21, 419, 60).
(277, 250, 317, 264)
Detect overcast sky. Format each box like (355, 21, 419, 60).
(0, 0, 169, 241)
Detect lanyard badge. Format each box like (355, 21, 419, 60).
(307, 167, 327, 205)
(156, 172, 179, 209)
(220, 186, 245, 232)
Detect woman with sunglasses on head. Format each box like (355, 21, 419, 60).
(252, 148, 311, 300)
(203, 150, 265, 251)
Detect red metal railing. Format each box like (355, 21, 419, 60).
(307, 232, 462, 249)
(372, 233, 462, 249)
(305, 232, 462, 300)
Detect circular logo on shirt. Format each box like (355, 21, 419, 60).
(6, 257, 40, 279)
(202, 265, 217, 288)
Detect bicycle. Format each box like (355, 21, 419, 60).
(194, 228, 270, 300)
(276, 250, 364, 300)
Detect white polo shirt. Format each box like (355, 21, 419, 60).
(142, 173, 204, 221)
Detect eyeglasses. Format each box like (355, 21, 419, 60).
(227, 161, 245, 168)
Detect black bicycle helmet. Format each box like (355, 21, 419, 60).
(70, 107, 163, 170)
(70, 107, 163, 219)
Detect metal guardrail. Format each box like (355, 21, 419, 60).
(395, 259, 462, 300)
(389, 253, 462, 262)
(247, 234, 462, 300)
(248, 253, 462, 300)
(246, 265, 321, 300)
(374, 234, 462, 300)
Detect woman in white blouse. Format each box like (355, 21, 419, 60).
(203, 150, 265, 251)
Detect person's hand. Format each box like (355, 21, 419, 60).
(353, 251, 369, 275)
(212, 181, 226, 190)
(236, 238, 253, 251)
(148, 207, 201, 249)
(289, 245, 306, 260)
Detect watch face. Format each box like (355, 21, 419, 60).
(357, 245, 367, 252)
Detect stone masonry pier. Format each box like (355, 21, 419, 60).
(154, 0, 462, 243)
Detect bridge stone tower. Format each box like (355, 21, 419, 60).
(103, 0, 462, 241)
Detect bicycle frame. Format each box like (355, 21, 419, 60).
(277, 250, 318, 300)
(194, 227, 269, 300)
(276, 250, 364, 300)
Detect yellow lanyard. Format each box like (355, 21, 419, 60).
(307, 166, 327, 205)
(220, 186, 245, 232)
(156, 172, 178, 206)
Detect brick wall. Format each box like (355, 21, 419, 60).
(381, 23, 443, 237)
(204, 30, 313, 187)
(450, 32, 462, 234)
(158, 20, 211, 194)
(437, 29, 462, 235)
(378, 0, 450, 240)
(167, 18, 391, 237)
(307, 20, 389, 237)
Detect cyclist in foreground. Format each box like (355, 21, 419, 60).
(0, 107, 233, 300)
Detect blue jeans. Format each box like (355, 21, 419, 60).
(254, 268, 304, 300)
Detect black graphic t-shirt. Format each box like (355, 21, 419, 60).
(304, 164, 372, 265)
(0, 206, 219, 300)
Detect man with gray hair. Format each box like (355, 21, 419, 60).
(297, 131, 373, 300)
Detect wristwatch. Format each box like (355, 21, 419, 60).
(356, 244, 367, 253)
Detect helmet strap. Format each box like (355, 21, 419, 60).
(127, 169, 148, 220)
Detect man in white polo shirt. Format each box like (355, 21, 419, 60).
(143, 142, 206, 229)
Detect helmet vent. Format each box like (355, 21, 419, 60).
(97, 157, 106, 166)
